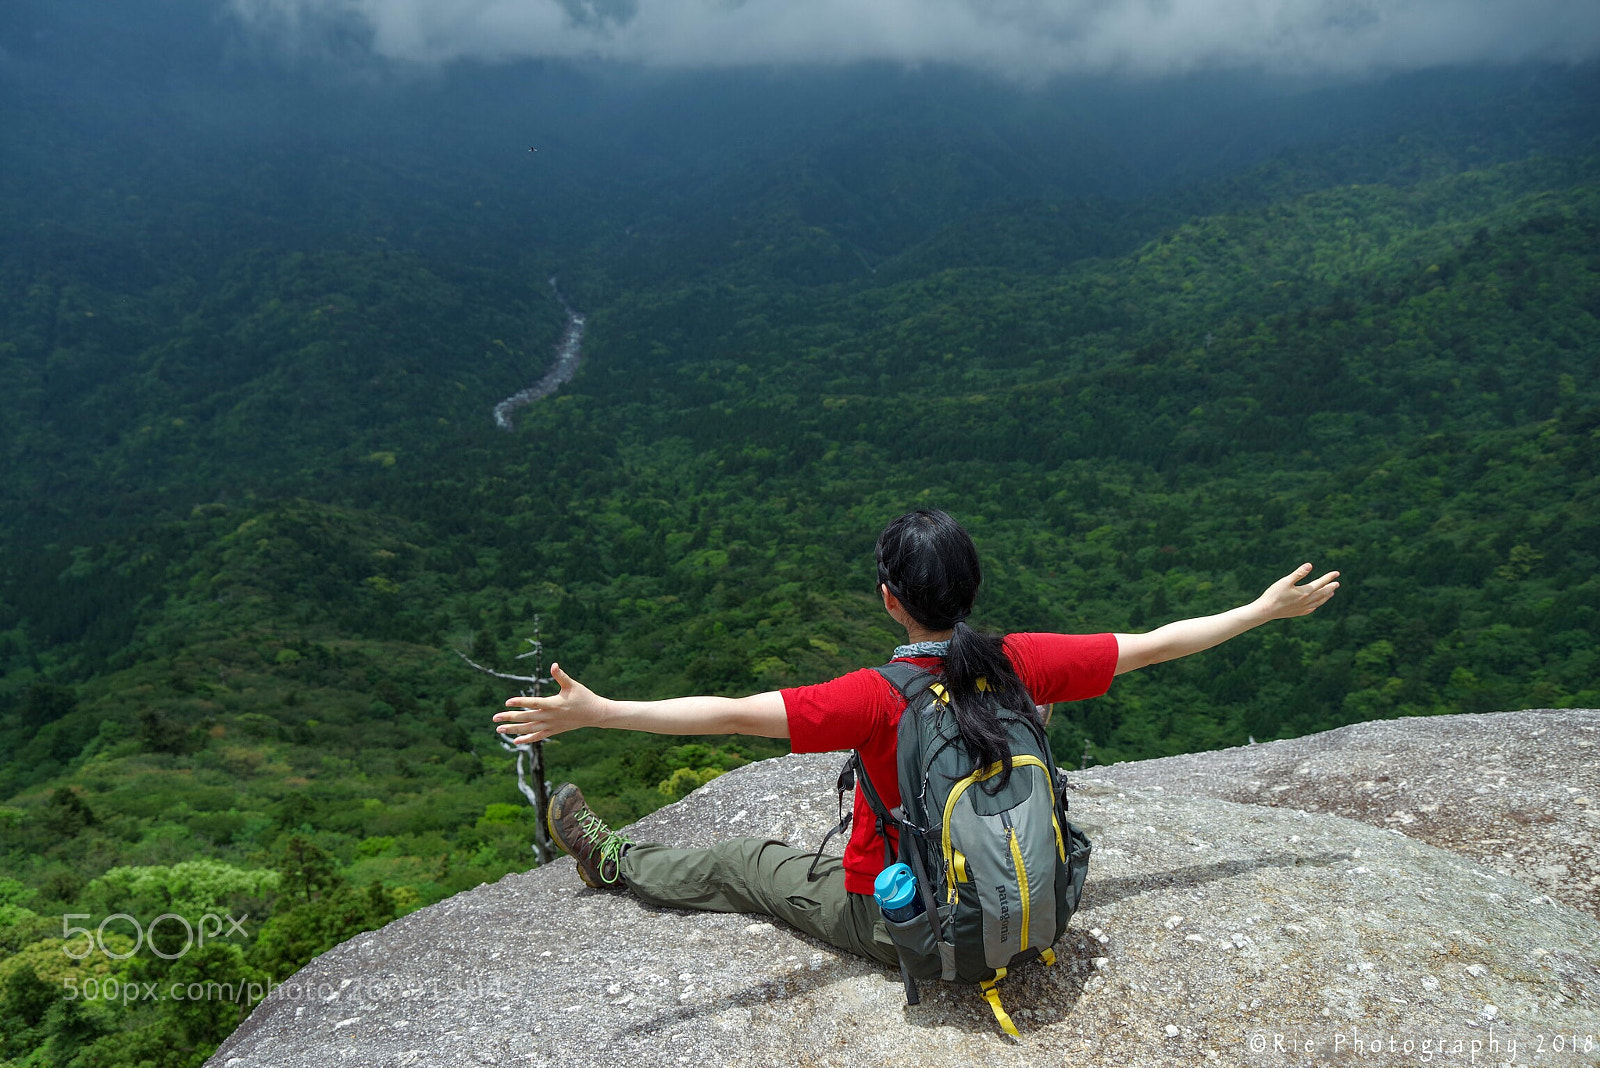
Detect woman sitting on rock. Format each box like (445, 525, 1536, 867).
(492, 508, 1339, 967)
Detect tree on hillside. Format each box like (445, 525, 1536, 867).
(457, 617, 557, 864)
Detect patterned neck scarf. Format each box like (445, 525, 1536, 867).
(892, 639, 950, 660)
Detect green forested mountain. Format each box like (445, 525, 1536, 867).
(0, 41, 1597, 1065)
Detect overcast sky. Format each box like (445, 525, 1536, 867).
(226, 0, 1600, 77)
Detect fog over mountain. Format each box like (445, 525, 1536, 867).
(227, 0, 1600, 76)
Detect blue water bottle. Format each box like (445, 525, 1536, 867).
(874, 862, 924, 923)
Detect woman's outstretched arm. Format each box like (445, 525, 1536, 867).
(1113, 563, 1340, 675)
(493, 664, 789, 744)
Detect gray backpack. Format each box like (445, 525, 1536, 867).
(814, 662, 1092, 1037)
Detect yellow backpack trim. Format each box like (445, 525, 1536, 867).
(939, 754, 1053, 885)
(979, 974, 1020, 1039)
(1006, 822, 1030, 954)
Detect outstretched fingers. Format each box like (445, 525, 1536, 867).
(494, 680, 554, 743)
(1305, 569, 1341, 591)
(493, 701, 544, 745)
(498, 710, 555, 745)
(1262, 564, 1342, 618)
(491, 662, 600, 744)
(1295, 570, 1341, 614)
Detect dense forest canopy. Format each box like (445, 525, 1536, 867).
(0, 1, 1597, 1062)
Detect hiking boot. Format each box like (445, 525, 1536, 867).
(547, 783, 632, 890)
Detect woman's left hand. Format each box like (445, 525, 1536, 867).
(1254, 563, 1341, 620)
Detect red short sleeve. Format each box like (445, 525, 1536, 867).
(782, 668, 902, 754)
(1001, 632, 1118, 704)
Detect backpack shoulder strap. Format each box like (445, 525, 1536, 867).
(859, 662, 936, 828)
(874, 660, 932, 698)
(807, 663, 936, 878)
(807, 755, 858, 880)
(868, 663, 945, 956)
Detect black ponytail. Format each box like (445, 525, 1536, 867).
(875, 510, 1034, 787)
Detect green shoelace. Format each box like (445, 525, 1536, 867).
(574, 806, 633, 880)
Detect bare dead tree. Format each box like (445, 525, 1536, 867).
(457, 615, 557, 864)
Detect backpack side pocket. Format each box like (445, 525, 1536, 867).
(1052, 818, 1092, 943)
(882, 903, 950, 981)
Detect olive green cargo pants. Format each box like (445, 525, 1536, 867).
(619, 838, 900, 967)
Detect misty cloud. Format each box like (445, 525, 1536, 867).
(225, 0, 1600, 76)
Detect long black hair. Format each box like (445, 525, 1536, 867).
(875, 509, 1034, 784)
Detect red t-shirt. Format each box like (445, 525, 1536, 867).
(782, 632, 1118, 895)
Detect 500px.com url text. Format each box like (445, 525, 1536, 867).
(63, 974, 525, 1007)
(65, 977, 268, 1006)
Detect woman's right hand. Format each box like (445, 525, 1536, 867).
(493, 663, 608, 744)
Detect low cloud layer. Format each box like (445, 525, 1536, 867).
(226, 0, 1600, 76)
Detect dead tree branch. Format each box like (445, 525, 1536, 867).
(457, 621, 557, 864)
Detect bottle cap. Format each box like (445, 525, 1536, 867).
(873, 862, 917, 911)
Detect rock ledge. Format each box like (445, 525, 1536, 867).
(211, 713, 1600, 1067)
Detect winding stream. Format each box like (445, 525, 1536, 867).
(492, 277, 586, 431)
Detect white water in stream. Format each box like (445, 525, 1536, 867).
(492, 277, 586, 431)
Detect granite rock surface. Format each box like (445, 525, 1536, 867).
(209, 716, 1600, 1068)
(1091, 709, 1600, 919)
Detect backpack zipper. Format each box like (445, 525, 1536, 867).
(1000, 810, 1030, 954)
